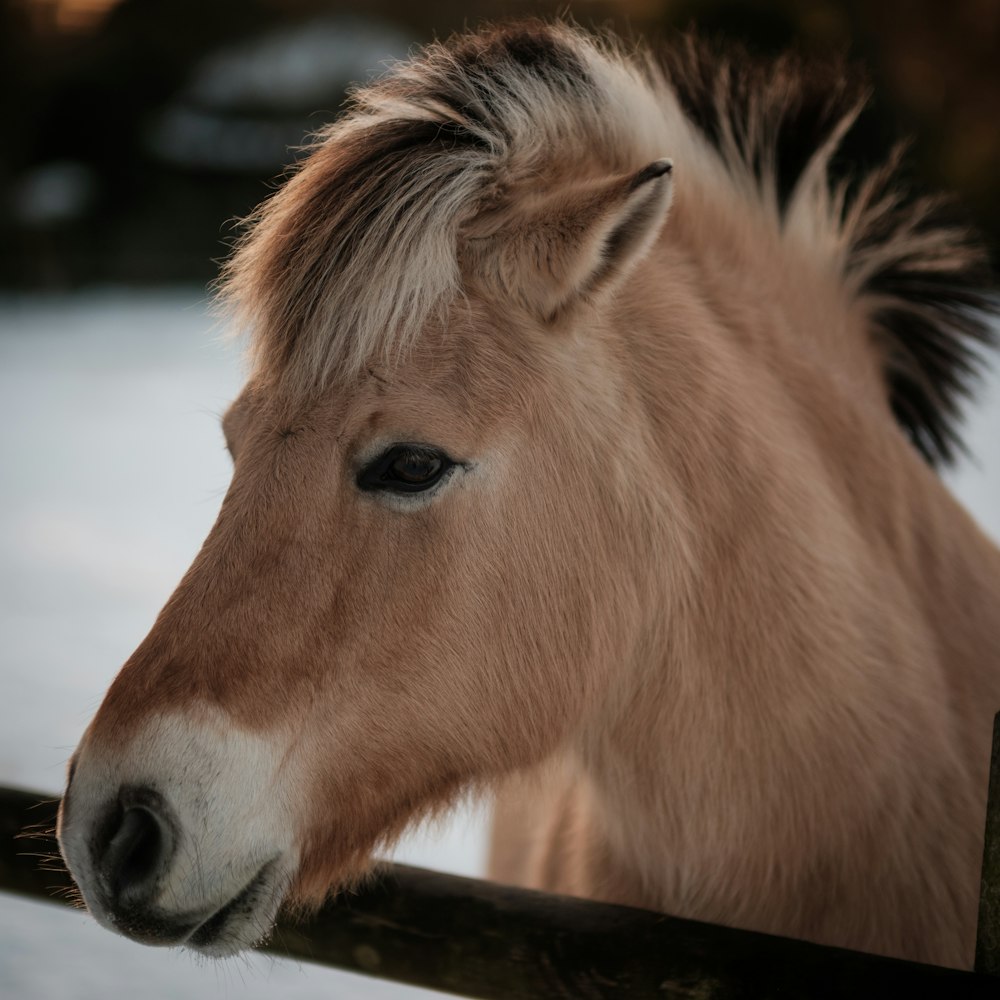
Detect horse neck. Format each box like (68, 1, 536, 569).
(575, 192, 1000, 907)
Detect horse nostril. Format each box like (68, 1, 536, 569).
(97, 789, 175, 905)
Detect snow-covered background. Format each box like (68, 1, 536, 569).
(0, 290, 997, 997)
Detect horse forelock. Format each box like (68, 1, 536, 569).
(216, 21, 682, 391)
(217, 19, 995, 466)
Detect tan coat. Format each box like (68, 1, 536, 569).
(58, 21, 1000, 968)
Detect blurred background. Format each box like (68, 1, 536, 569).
(1, 1, 999, 997)
(2, 0, 1000, 287)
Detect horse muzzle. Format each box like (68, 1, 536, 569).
(57, 712, 301, 956)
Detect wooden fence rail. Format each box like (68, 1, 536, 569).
(2, 745, 1000, 1000)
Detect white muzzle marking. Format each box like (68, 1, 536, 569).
(58, 710, 302, 956)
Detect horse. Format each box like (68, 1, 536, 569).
(57, 20, 1000, 969)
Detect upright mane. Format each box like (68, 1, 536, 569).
(219, 20, 995, 466)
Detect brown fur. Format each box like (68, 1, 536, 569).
(71, 21, 1000, 968)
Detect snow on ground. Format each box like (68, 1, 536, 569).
(0, 290, 997, 997)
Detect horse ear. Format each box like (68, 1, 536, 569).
(462, 159, 674, 320)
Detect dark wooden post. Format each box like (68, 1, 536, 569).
(975, 711, 1000, 976)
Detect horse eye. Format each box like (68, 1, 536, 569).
(357, 444, 454, 494)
